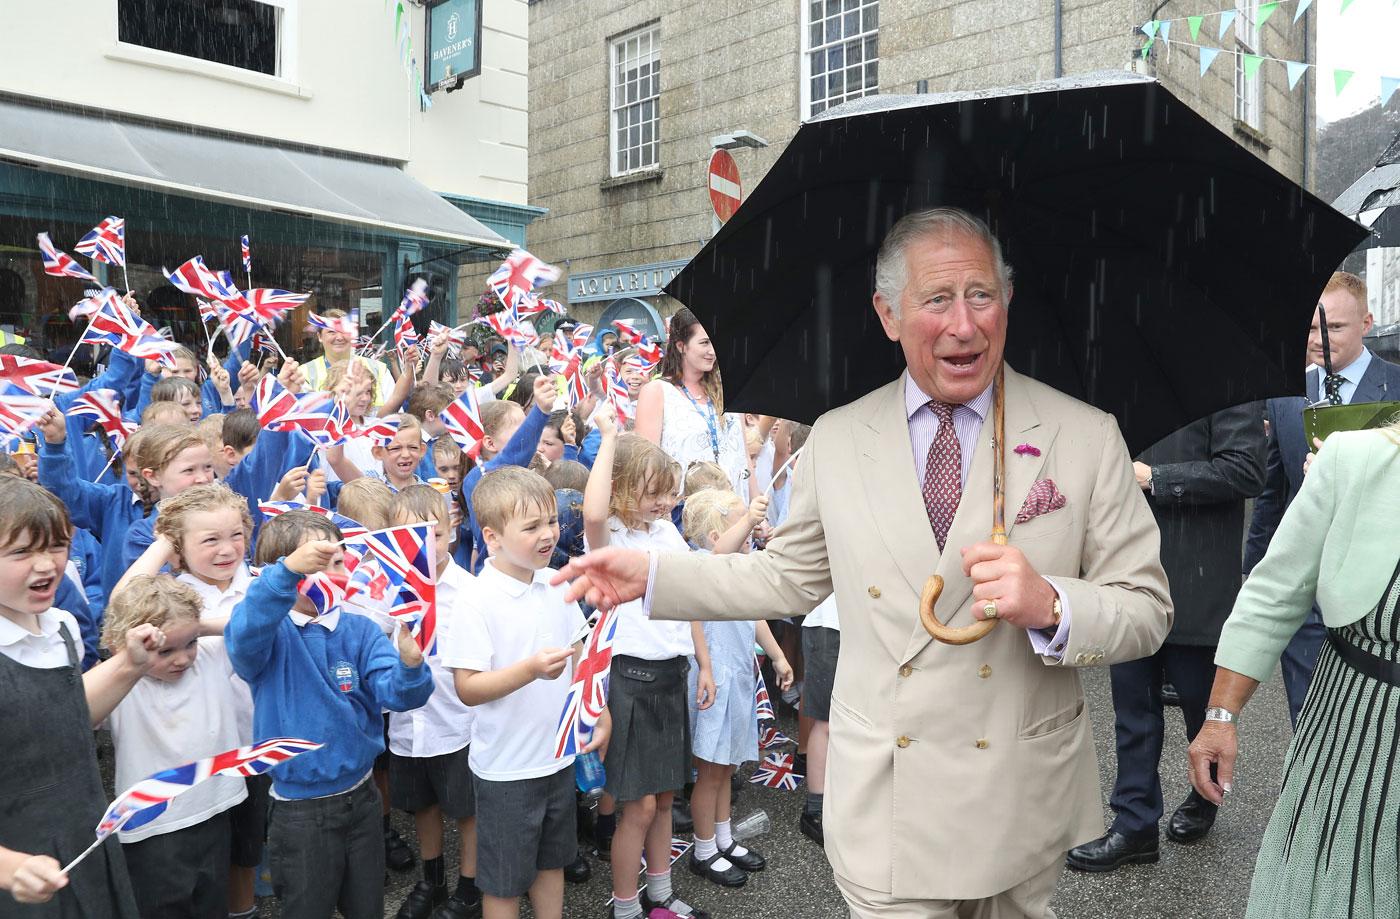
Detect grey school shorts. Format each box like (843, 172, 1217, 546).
(389, 744, 476, 819)
(801, 626, 841, 722)
(472, 765, 577, 898)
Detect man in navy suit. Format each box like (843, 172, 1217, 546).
(1245, 271, 1400, 725)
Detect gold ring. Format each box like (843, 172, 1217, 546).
(982, 600, 998, 620)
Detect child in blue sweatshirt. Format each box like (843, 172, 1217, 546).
(226, 509, 433, 919)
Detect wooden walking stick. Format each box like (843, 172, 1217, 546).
(919, 362, 1005, 645)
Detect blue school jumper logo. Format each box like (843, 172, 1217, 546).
(332, 661, 358, 693)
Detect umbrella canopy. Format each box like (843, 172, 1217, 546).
(1333, 129, 1400, 250)
(666, 72, 1368, 454)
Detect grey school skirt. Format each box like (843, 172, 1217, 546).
(604, 655, 692, 803)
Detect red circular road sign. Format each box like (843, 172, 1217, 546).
(708, 149, 742, 223)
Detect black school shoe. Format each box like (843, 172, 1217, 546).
(396, 880, 447, 919)
(720, 841, 765, 872)
(565, 851, 592, 884)
(641, 890, 711, 918)
(688, 849, 747, 887)
(385, 827, 416, 872)
(431, 892, 482, 919)
(1064, 830, 1159, 872)
(799, 810, 824, 846)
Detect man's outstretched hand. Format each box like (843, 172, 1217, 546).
(550, 547, 651, 611)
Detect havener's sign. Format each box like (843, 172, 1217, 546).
(568, 259, 689, 304)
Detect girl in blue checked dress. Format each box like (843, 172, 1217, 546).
(681, 488, 794, 888)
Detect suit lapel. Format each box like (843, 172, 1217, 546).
(1353, 352, 1393, 403)
(898, 368, 1057, 664)
(1306, 368, 1319, 404)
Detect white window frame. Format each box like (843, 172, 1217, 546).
(1234, 0, 1262, 129)
(608, 24, 661, 178)
(800, 0, 880, 121)
(113, 0, 299, 84)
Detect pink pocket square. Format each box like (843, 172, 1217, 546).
(1015, 479, 1067, 525)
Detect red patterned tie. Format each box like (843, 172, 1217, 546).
(921, 401, 962, 551)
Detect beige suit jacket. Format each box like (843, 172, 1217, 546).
(650, 367, 1172, 900)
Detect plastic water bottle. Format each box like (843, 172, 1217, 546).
(575, 750, 606, 799)
(731, 809, 771, 841)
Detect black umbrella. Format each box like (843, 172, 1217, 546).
(665, 72, 1368, 454)
(1333, 128, 1400, 250)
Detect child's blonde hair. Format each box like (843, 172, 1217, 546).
(682, 487, 745, 547)
(323, 359, 380, 404)
(141, 400, 189, 426)
(390, 483, 449, 529)
(479, 401, 524, 460)
(254, 510, 342, 567)
(101, 574, 202, 652)
(196, 414, 225, 453)
(610, 434, 680, 530)
(473, 466, 556, 535)
(336, 477, 395, 530)
(154, 483, 251, 560)
(681, 461, 731, 499)
(130, 425, 207, 503)
(377, 413, 423, 444)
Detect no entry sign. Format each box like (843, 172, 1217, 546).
(708, 149, 742, 224)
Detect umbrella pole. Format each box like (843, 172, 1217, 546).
(919, 362, 1005, 645)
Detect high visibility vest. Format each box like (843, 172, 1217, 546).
(0, 330, 25, 346)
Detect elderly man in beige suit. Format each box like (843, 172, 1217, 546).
(556, 207, 1172, 918)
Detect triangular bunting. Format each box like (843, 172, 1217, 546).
(1286, 60, 1310, 90)
(1293, 0, 1313, 22)
(1188, 15, 1204, 41)
(1340, 0, 1357, 12)
(1382, 76, 1400, 106)
(1200, 46, 1222, 76)
(1159, 20, 1172, 41)
(1218, 9, 1237, 39)
(1143, 20, 1160, 38)
(1257, 2, 1280, 26)
(1244, 54, 1264, 80)
(1334, 68, 1355, 95)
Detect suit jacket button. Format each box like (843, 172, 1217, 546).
(975, 738, 989, 749)
(868, 586, 881, 599)
(978, 665, 992, 679)
(898, 665, 913, 678)
(896, 735, 910, 748)
(1075, 653, 1088, 665)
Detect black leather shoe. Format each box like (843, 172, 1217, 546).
(1166, 791, 1218, 843)
(593, 832, 612, 859)
(431, 892, 481, 919)
(641, 890, 711, 918)
(564, 852, 591, 884)
(385, 827, 416, 872)
(1161, 682, 1181, 707)
(688, 849, 748, 887)
(396, 880, 447, 919)
(671, 798, 694, 834)
(799, 810, 824, 845)
(1065, 830, 1159, 872)
(721, 841, 765, 872)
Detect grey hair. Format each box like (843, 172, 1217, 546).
(874, 207, 1013, 315)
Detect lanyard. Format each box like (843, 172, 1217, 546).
(676, 383, 721, 463)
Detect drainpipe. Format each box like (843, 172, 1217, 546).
(1054, 0, 1063, 78)
(1301, 8, 1311, 190)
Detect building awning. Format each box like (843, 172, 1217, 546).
(0, 95, 511, 250)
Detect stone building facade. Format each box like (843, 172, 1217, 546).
(526, 0, 1312, 328)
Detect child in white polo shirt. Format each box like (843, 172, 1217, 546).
(444, 466, 610, 919)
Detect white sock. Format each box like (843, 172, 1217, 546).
(715, 819, 747, 856)
(645, 869, 672, 902)
(694, 834, 718, 860)
(612, 893, 643, 919)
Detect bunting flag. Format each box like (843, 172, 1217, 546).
(1334, 68, 1355, 95)
(74, 217, 126, 268)
(1257, 1, 1280, 27)
(1384, 76, 1400, 106)
(1293, 0, 1312, 23)
(0, 355, 78, 395)
(67, 389, 136, 454)
(1287, 60, 1310, 90)
(439, 385, 485, 453)
(358, 524, 438, 652)
(0, 384, 52, 438)
(1200, 46, 1222, 75)
(749, 752, 803, 791)
(488, 249, 561, 314)
(1217, 9, 1236, 39)
(1243, 54, 1264, 80)
(37, 233, 99, 282)
(553, 606, 619, 758)
(1188, 14, 1204, 40)
(1152, 34, 1394, 99)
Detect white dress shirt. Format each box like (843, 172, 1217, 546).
(0, 608, 80, 669)
(1311, 347, 1373, 405)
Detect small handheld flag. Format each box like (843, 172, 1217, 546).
(68, 389, 136, 455)
(74, 217, 126, 269)
(754, 657, 774, 721)
(0, 355, 79, 396)
(749, 752, 804, 791)
(553, 607, 619, 758)
(489, 249, 560, 313)
(438, 386, 485, 453)
(240, 235, 252, 275)
(37, 233, 98, 282)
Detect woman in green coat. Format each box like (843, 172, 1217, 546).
(1189, 425, 1400, 918)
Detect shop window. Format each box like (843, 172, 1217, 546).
(609, 24, 661, 177)
(118, 0, 286, 77)
(803, 0, 879, 119)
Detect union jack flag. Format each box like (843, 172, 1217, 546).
(0, 385, 51, 438)
(298, 571, 349, 618)
(439, 386, 485, 452)
(392, 279, 430, 323)
(307, 311, 358, 338)
(393, 313, 419, 352)
(93, 738, 323, 841)
(427, 321, 469, 358)
(350, 416, 401, 446)
(249, 373, 300, 429)
(549, 324, 593, 373)
(68, 389, 136, 454)
(553, 607, 618, 758)
(37, 233, 98, 282)
(359, 524, 437, 652)
(749, 752, 803, 791)
(257, 502, 367, 543)
(196, 298, 219, 326)
(250, 330, 278, 358)
(759, 724, 793, 750)
(611, 318, 646, 345)
(240, 235, 251, 273)
(604, 362, 633, 421)
(623, 354, 655, 375)
(488, 249, 560, 313)
(215, 299, 259, 348)
(163, 256, 226, 300)
(564, 353, 589, 408)
(754, 656, 774, 721)
(634, 338, 664, 368)
(243, 289, 309, 324)
(74, 216, 126, 268)
(78, 289, 179, 368)
(250, 374, 346, 445)
(481, 310, 537, 353)
(517, 297, 566, 318)
(0, 355, 78, 396)
(633, 837, 694, 874)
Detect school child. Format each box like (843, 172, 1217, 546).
(680, 488, 793, 888)
(225, 509, 433, 919)
(444, 466, 606, 919)
(336, 477, 396, 530)
(222, 360, 316, 528)
(328, 413, 428, 495)
(120, 424, 218, 571)
(582, 417, 714, 919)
(385, 485, 483, 919)
(102, 574, 246, 918)
(407, 381, 461, 480)
(116, 482, 266, 915)
(0, 476, 167, 917)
